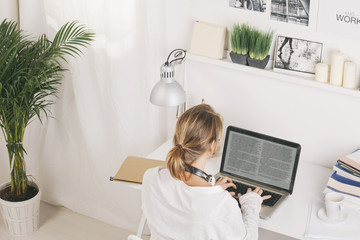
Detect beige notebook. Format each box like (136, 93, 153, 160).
(189, 21, 227, 59)
(111, 156, 166, 184)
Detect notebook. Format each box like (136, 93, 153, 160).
(215, 126, 301, 219)
(110, 156, 166, 184)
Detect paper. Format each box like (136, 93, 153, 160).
(305, 200, 360, 240)
(112, 156, 166, 184)
(317, 0, 360, 41)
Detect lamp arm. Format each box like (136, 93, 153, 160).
(176, 101, 186, 119)
(166, 49, 186, 65)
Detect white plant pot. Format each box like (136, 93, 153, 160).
(0, 181, 41, 236)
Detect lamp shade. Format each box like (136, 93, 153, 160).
(150, 63, 185, 107)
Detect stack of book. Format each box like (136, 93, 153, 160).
(324, 149, 360, 210)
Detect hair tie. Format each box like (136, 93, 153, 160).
(176, 144, 184, 151)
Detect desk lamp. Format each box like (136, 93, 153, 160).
(150, 49, 186, 112)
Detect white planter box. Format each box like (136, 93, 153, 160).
(0, 182, 41, 236)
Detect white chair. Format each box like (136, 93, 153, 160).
(127, 214, 147, 240)
(127, 235, 143, 240)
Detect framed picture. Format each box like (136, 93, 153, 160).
(273, 36, 322, 75)
(229, 0, 266, 12)
(270, 0, 310, 26)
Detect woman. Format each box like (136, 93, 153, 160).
(142, 104, 270, 240)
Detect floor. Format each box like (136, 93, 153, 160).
(0, 201, 140, 240)
(0, 201, 295, 240)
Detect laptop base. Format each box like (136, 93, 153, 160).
(215, 172, 289, 219)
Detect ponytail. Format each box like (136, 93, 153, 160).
(167, 145, 186, 180)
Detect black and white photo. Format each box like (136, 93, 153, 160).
(274, 36, 322, 75)
(229, 0, 266, 12)
(271, 0, 310, 26)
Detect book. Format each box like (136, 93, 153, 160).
(337, 160, 360, 176)
(338, 148, 360, 171)
(333, 163, 360, 182)
(110, 156, 166, 184)
(327, 172, 360, 197)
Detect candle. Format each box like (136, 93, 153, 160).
(330, 51, 345, 86)
(342, 61, 358, 89)
(315, 63, 329, 83)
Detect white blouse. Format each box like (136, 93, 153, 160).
(142, 166, 263, 240)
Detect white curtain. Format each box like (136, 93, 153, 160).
(11, 0, 176, 231)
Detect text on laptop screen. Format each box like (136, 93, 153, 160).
(223, 130, 298, 190)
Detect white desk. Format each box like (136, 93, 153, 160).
(144, 139, 335, 240)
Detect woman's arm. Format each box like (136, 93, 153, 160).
(239, 192, 263, 240)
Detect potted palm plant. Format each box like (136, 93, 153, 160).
(230, 23, 250, 65)
(0, 19, 94, 236)
(247, 28, 274, 69)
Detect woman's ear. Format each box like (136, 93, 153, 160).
(209, 140, 217, 157)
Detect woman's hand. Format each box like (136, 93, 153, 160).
(238, 187, 272, 200)
(215, 176, 237, 196)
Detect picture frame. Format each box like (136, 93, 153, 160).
(273, 36, 323, 75)
(229, 0, 266, 12)
(270, 0, 310, 26)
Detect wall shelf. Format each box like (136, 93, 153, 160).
(186, 53, 360, 99)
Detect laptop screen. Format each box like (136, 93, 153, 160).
(220, 126, 301, 193)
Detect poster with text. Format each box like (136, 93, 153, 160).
(317, 0, 360, 40)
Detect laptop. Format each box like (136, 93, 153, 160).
(215, 126, 301, 219)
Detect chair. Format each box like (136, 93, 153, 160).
(127, 235, 143, 240)
(127, 214, 147, 240)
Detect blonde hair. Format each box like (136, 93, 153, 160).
(166, 104, 223, 180)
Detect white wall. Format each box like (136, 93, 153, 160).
(164, 0, 360, 68)
(163, 0, 360, 168)
(185, 59, 360, 168)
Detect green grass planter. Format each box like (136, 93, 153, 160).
(248, 29, 274, 69)
(230, 23, 274, 69)
(229, 51, 247, 65)
(230, 23, 250, 65)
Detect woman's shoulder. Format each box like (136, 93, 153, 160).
(143, 166, 170, 184)
(144, 165, 168, 177)
(144, 165, 166, 174)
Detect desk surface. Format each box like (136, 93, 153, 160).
(146, 139, 334, 240)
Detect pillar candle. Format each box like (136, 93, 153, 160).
(342, 61, 358, 89)
(330, 51, 345, 86)
(315, 63, 329, 83)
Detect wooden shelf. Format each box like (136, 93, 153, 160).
(186, 53, 360, 99)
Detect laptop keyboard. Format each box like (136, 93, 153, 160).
(226, 180, 282, 207)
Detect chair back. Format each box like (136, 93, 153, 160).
(127, 234, 143, 240)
